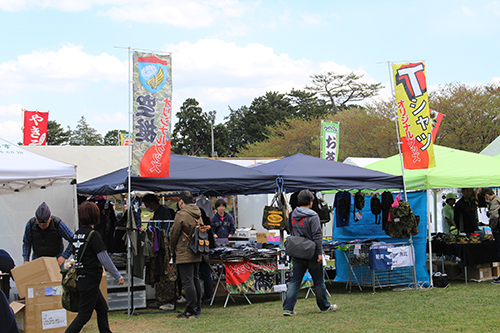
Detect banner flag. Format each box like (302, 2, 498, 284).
(120, 133, 133, 146)
(321, 121, 339, 161)
(224, 260, 312, 294)
(23, 110, 48, 146)
(429, 109, 443, 143)
(392, 62, 436, 169)
(132, 52, 172, 177)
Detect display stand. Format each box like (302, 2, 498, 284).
(345, 242, 416, 294)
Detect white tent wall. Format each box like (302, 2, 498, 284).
(0, 184, 78, 297)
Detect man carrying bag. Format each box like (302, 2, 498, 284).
(282, 190, 338, 316)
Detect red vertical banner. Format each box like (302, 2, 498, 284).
(23, 110, 48, 146)
(392, 62, 436, 169)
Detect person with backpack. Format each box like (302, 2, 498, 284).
(282, 190, 338, 316)
(22, 202, 74, 267)
(66, 201, 124, 333)
(170, 191, 203, 319)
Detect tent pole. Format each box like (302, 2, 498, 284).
(388, 61, 408, 201)
(428, 189, 434, 288)
(127, 47, 133, 318)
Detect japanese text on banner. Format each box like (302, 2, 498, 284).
(392, 62, 435, 169)
(321, 121, 339, 161)
(132, 52, 172, 177)
(23, 110, 48, 146)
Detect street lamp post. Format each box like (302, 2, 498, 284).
(208, 111, 216, 157)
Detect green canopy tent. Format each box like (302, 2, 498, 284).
(364, 145, 500, 284)
(365, 145, 500, 189)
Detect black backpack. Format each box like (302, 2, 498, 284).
(371, 195, 382, 224)
(353, 190, 365, 222)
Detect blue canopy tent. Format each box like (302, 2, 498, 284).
(252, 153, 404, 192)
(77, 153, 277, 195)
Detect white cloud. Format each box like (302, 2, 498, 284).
(461, 6, 473, 16)
(0, 103, 24, 116)
(0, 44, 127, 94)
(0, 120, 22, 142)
(301, 12, 323, 25)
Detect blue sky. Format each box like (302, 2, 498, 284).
(1, 0, 499, 144)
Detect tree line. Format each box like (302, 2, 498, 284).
(45, 71, 500, 161)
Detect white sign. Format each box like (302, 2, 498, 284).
(41, 309, 67, 330)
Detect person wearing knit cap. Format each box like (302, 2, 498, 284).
(22, 202, 74, 267)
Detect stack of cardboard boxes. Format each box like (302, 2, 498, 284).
(9, 257, 107, 332)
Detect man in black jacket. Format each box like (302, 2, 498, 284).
(282, 190, 338, 316)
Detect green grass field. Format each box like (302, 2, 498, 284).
(81, 280, 500, 333)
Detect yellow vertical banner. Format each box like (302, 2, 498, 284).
(132, 52, 172, 177)
(392, 62, 435, 169)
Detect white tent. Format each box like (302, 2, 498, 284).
(0, 138, 78, 287)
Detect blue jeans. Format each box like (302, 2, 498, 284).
(283, 257, 331, 312)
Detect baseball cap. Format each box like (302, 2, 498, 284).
(445, 193, 458, 201)
(35, 202, 51, 223)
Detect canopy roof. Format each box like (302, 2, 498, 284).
(365, 145, 500, 190)
(252, 153, 404, 192)
(77, 153, 277, 195)
(0, 138, 76, 193)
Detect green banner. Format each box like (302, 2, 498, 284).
(321, 121, 339, 161)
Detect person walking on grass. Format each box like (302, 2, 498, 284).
(282, 190, 338, 316)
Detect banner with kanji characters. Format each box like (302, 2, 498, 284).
(321, 121, 339, 161)
(224, 260, 312, 294)
(393, 62, 436, 169)
(23, 110, 48, 146)
(120, 133, 133, 146)
(132, 51, 172, 177)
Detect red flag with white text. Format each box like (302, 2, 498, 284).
(23, 110, 48, 146)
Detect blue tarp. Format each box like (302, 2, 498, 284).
(253, 153, 404, 192)
(77, 154, 277, 196)
(333, 191, 430, 285)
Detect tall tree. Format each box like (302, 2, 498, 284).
(225, 91, 294, 155)
(69, 116, 103, 146)
(237, 117, 322, 157)
(429, 83, 500, 152)
(172, 98, 211, 156)
(305, 71, 383, 114)
(47, 120, 71, 145)
(287, 89, 331, 120)
(104, 129, 127, 146)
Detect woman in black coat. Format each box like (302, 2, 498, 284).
(66, 202, 124, 333)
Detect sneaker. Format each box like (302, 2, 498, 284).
(177, 312, 198, 319)
(177, 296, 187, 303)
(159, 303, 174, 311)
(196, 307, 202, 315)
(283, 310, 297, 316)
(322, 304, 338, 312)
(492, 279, 500, 285)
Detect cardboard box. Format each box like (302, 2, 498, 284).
(466, 266, 492, 281)
(444, 263, 462, 279)
(492, 262, 499, 268)
(492, 266, 500, 277)
(11, 281, 77, 333)
(11, 257, 61, 299)
(256, 233, 267, 243)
